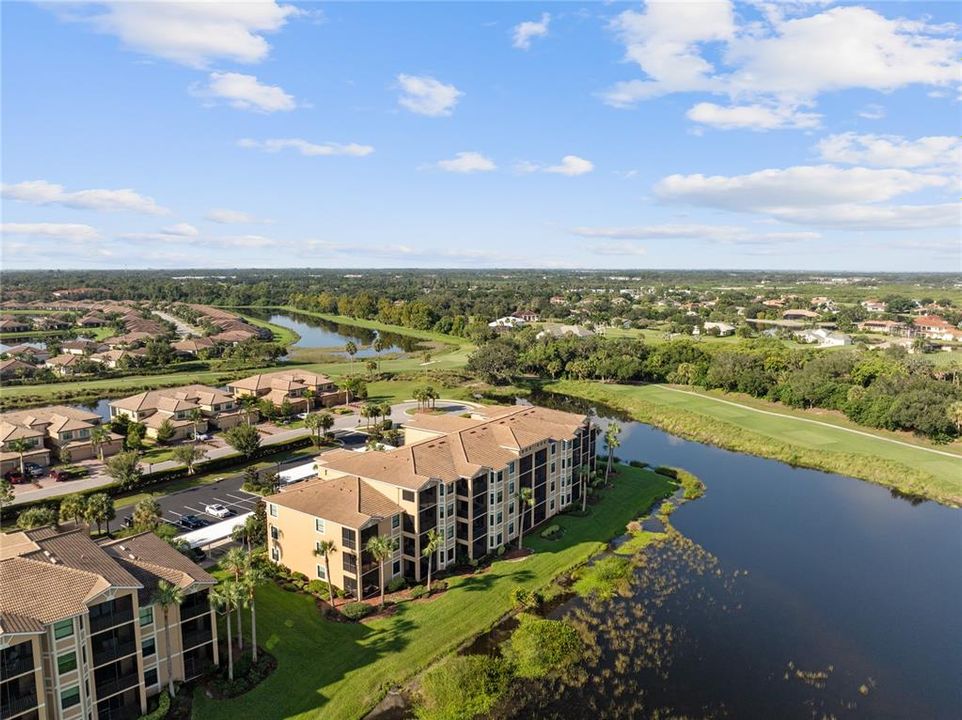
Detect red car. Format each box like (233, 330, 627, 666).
(49, 468, 88, 482)
(3, 471, 25, 484)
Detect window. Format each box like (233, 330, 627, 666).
(508, 462, 515, 474)
(489, 515, 495, 527)
(139, 606, 153, 626)
(315, 518, 326, 533)
(57, 651, 77, 674)
(402, 490, 415, 502)
(142, 637, 156, 657)
(271, 547, 279, 562)
(508, 523, 514, 535)
(268, 504, 277, 517)
(550, 463, 556, 474)
(439, 505, 444, 519)
(446, 525, 454, 539)
(551, 444, 557, 455)
(509, 482, 515, 495)
(316, 565, 327, 580)
(496, 491, 503, 504)
(392, 514, 400, 529)
(54, 619, 74, 639)
(144, 668, 158, 687)
(489, 493, 495, 505)
(447, 503, 453, 517)
(61, 686, 80, 709)
(447, 483, 455, 495)
(496, 512, 503, 524)
(393, 560, 401, 575)
(270, 526, 279, 540)
(439, 484, 444, 497)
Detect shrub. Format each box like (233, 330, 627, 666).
(626, 520, 642, 534)
(658, 501, 675, 517)
(387, 576, 407, 593)
(291, 571, 309, 583)
(511, 586, 543, 611)
(574, 556, 633, 599)
(654, 466, 679, 479)
(539, 524, 561, 539)
(505, 615, 584, 679)
(137, 690, 170, 720)
(415, 654, 511, 720)
(280, 582, 299, 592)
(628, 459, 648, 468)
(409, 584, 428, 600)
(677, 469, 706, 500)
(305, 580, 329, 598)
(432, 579, 448, 593)
(340, 602, 373, 621)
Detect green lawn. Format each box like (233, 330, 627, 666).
(192, 465, 673, 720)
(548, 380, 962, 506)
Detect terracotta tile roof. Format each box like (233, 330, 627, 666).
(0, 612, 45, 635)
(21, 529, 141, 589)
(101, 532, 215, 599)
(266, 475, 403, 528)
(229, 369, 333, 392)
(0, 557, 111, 624)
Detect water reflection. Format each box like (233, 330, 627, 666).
(244, 311, 423, 354)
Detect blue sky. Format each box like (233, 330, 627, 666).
(1, 1, 959, 271)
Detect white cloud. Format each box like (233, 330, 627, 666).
(193, 72, 296, 112)
(545, 155, 595, 176)
(56, 1, 300, 68)
(161, 223, 199, 237)
(238, 138, 374, 157)
(858, 103, 886, 120)
(654, 164, 955, 230)
(573, 223, 821, 244)
(1, 222, 101, 241)
(686, 101, 820, 130)
(397, 74, 462, 117)
(590, 242, 648, 256)
(513, 13, 550, 50)
(436, 152, 497, 173)
(1, 180, 168, 214)
(206, 208, 263, 224)
(120, 227, 277, 247)
(603, 3, 961, 130)
(816, 133, 961, 169)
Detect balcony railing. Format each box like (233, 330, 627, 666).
(92, 639, 137, 667)
(89, 606, 134, 634)
(95, 671, 140, 700)
(0, 655, 35, 679)
(1, 692, 38, 719)
(181, 628, 213, 651)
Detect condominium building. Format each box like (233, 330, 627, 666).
(109, 385, 244, 441)
(0, 407, 123, 474)
(0, 528, 217, 720)
(227, 370, 346, 411)
(265, 404, 595, 599)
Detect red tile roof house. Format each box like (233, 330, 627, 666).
(44, 354, 88, 376)
(172, 336, 216, 357)
(512, 310, 540, 322)
(227, 369, 345, 411)
(0, 317, 31, 333)
(61, 338, 107, 356)
(0, 358, 36, 380)
(913, 315, 962, 342)
(2, 344, 50, 364)
(0, 421, 50, 474)
(110, 384, 245, 440)
(0, 405, 123, 469)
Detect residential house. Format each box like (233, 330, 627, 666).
(512, 310, 539, 323)
(696, 321, 736, 337)
(171, 337, 215, 357)
(795, 328, 852, 347)
(0, 406, 123, 470)
(0, 358, 36, 381)
(266, 404, 596, 599)
(101, 333, 154, 350)
(0, 528, 217, 720)
(535, 324, 595, 340)
(861, 300, 887, 313)
(0, 422, 50, 475)
(89, 349, 146, 370)
(227, 370, 345, 411)
(2, 344, 50, 364)
(856, 320, 906, 335)
(549, 296, 566, 305)
(782, 309, 820, 322)
(209, 329, 259, 346)
(488, 316, 526, 329)
(77, 313, 108, 328)
(913, 315, 962, 342)
(61, 339, 106, 356)
(110, 385, 243, 441)
(44, 355, 86, 377)
(0, 317, 31, 333)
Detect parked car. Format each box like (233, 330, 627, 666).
(204, 503, 231, 518)
(194, 433, 211, 441)
(179, 514, 208, 530)
(23, 462, 45, 478)
(121, 516, 135, 529)
(49, 467, 89, 482)
(3, 470, 25, 484)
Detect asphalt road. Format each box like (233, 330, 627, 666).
(115, 430, 369, 534)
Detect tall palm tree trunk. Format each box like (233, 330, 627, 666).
(225, 608, 234, 681)
(236, 601, 244, 650)
(163, 612, 175, 696)
(426, 555, 433, 593)
(250, 599, 258, 663)
(325, 558, 335, 608)
(379, 562, 386, 608)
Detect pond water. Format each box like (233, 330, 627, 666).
(489, 393, 962, 719)
(244, 311, 422, 355)
(0, 340, 47, 354)
(72, 398, 112, 422)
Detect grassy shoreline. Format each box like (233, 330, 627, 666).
(192, 465, 673, 720)
(547, 379, 962, 507)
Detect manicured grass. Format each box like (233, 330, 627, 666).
(233, 312, 301, 347)
(192, 465, 673, 720)
(548, 380, 962, 507)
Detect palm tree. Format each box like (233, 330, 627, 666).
(604, 422, 622, 485)
(240, 395, 259, 425)
(153, 580, 185, 695)
(579, 463, 591, 513)
(231, 514, 260, 553)
(313, 540, 338, 608)
(345, 341, 358, 372)
(304, 387, 316, 411)
(413, 388, 426, 411)
(6, 438, 31, 476)
(318, 412, 334, 440)
(304, 413, 322, 446)
(365, 535, 397, 609)
(188, 408, 204, 441)
(425, 386, 438, 409)
(221, 548, 248, 649)
(516, 487, 534, 551)
(372, 336, 384, 369)
(421, 528, 443, 593)
(89, 425, 110, 462)
(241, 562, 267, 662)
(209, 582, 239, 681)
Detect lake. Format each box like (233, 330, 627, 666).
(244, 311, 423, 355)
(490, 393, 962, 719)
